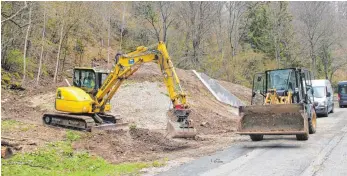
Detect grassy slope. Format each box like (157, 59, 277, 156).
(1, 120, 165, 176)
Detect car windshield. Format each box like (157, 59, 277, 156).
(338, 84, 347, 94)
(313, 86, 325, 98)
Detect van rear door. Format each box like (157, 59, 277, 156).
(338, 83, 347, 103)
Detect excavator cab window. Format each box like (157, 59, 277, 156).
(73, 69, 96, 93)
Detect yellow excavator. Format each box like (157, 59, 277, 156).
(238, 68, 317, 141)
(43, 41, 196, 138)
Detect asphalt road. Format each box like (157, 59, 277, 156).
(158, 107, 347, 176)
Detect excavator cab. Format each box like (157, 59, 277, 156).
(72, 67, 109, 95)
(72, 67, 111, 112)
(238, 68, 317, 141)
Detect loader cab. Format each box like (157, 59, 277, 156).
(251, 68, 313, 105)
(72, 67, 109, 95)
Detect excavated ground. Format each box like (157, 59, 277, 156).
(1, 63, 251, 164)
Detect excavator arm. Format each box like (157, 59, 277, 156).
(92, 42, 194, 136)
(45, 41, 195, 138)
(94, 41, 187, 111)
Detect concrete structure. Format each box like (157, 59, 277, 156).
(192, 70, 244, 107)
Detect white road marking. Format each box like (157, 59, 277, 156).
(300, 125, 347, 176)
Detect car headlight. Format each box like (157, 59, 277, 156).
(319, 101, 327, 106)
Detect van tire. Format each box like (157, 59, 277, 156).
(323, 108, 329, 117)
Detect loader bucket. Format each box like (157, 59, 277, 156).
(237, 104, 308, 135)
(167, 120, 197, 138)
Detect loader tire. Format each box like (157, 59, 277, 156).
(250, 134, 263, 141)
(297, 121, 309, 140)
(309, 111, 317, 134)
(297, 112, 310, 141)
(296, 133, 309, 141)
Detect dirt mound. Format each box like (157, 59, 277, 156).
(73, 129, 191, 163)
(123, 63, 241, 135)
(130, 128, 190, 151)
(218, 81, 252, 105)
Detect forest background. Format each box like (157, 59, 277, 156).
(2, 1, 347, 88)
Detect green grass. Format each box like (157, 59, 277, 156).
(1, 141, 159, 176)
(2, 119, 22, 130)
(65, 130, 81, 142)
(1, 119, 34, 132)
(151, 159, 167, 167)
(129, 123, 137, 130)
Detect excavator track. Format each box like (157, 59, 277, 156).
(43, 113, 96, 131)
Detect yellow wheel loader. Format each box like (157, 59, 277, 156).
(238, 68, 317, 141)
(43, 42, 196, 138)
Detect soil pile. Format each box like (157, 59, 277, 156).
(73, 128, 192, 163)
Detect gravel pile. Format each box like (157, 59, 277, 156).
(111, 81, 171, 130)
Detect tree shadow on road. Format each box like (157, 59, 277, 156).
(243, 144, 301, 149)
(241, 136, 303, 149)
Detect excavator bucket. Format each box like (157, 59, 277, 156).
(167, 120, 197, 138)
(237, 104, 308, 135)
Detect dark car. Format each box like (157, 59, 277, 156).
(338, 81, 347, 108)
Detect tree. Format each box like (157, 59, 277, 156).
(53, 8, 64, 83)
(246, 3, 274, 54)
(175, 1, 215, 69)
(134, 2, 161, 42)
(1, 1, 28, 24)
(268, 2, 294, 68)
(119, 3, 126, 51)
(158, 2, 174, 43)
(22, 3, 32, 84)
(36, 2, 46, 85)
(224, 2, 251, 81)
(293, 2, 331, 77)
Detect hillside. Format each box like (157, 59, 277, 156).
(1, 63, 249, 166)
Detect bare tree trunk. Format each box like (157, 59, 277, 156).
(61, 47, 67, 72)
(275, 39, 280, 69)
(53, 18, 64, 83)
(36, 4, 46, 85)
(310, 42, 316, 78)
(107, 12, 111, 69)
(322, 45, 329, 80)
(119, 3, 126, 51)
(159, 2, 174, 43)
(22, 4, 32, 85)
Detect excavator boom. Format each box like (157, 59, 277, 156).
(43, 42, 196, 138)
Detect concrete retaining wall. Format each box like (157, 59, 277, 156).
(192, 70, 244, 107)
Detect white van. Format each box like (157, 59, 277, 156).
(311, 80, 334, 117)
